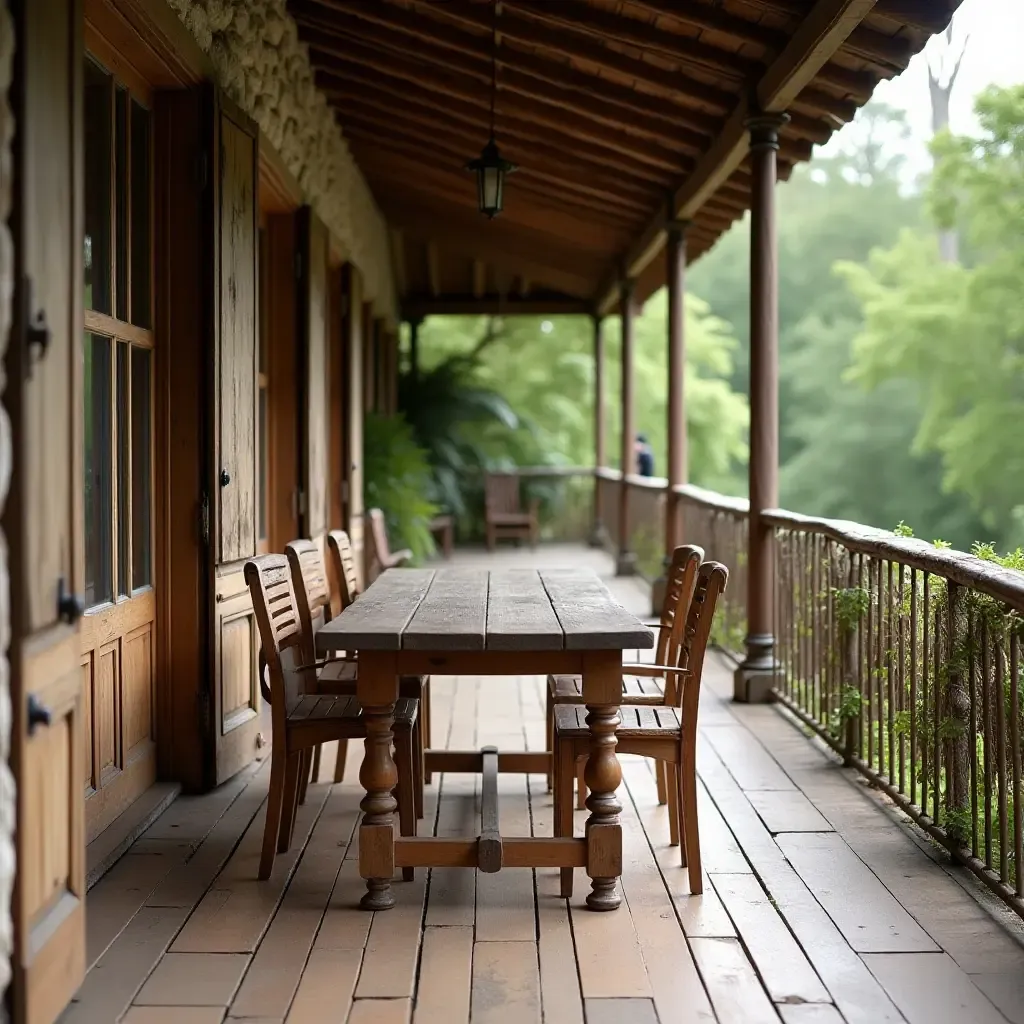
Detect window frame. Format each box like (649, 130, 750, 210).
(83, 54, 155, 611)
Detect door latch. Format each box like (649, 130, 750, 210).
(22, 277, 51, 377)
(56, 577, 84, 624)
(27, 694, 51, 735)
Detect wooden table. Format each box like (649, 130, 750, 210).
(316, 567, 654, 912)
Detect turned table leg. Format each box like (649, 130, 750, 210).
(581, 652, 624, 911)
(357, 653, 400, 910)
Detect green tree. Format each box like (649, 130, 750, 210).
(842, 85, 1024, 544)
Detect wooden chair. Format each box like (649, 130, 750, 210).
(552, 560, 728, 898)
(325, 528, 434, 789)
(545, 544, 704, 806)
(366, 508, 412, 581)
(484, 472, 539, 550)
(245, 553, 420, 881)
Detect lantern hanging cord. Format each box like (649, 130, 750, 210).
(490, 0, 497, 140)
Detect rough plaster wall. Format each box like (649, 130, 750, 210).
(167, 0, 397, 321)
(0, 0, 14, 1004)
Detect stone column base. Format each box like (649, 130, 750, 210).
(588, 521, 608, 549)
(733, 663, 779, 703)
(615, 551, 638, 577)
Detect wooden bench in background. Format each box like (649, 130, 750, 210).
(484, 472, 539, 550)
(428, 514, 454, 558)
(366, 507, 412, 581)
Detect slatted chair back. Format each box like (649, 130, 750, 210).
(244, 554, 306, 730)
(285, 539, 333, 665)
(675, 561, 729, 723)
(655, 544, 704, 665)
(367, 508, 392, 575)
(485, 472, 522, 516)
(326, 528, 360, 609)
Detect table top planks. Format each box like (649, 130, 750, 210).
(316, 567, 653, 654)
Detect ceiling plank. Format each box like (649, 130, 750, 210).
(597, 0, 879, 314)
(403, 296, 593, 318)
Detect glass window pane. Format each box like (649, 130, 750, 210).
(84, 61, 112, 314)
(130, 100, 152, 329)
(258, 385, 267, 542)
(84, 333, 113, 606)
(115, 86, 129, 323)
(116, 343, 129, 596)
(132, 347, 153, 589)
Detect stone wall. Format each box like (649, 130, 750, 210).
(0, 0, 15, 1007)
(167, 0, 397, 321)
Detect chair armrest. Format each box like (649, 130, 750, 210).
(293, 659, 332, 673)
(621, 663, 692, 677)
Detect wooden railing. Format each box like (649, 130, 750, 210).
(595, 467, 1024, 917)
(509, 466, 594, 543)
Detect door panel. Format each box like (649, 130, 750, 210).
(298, 207, 329, 541)
(211, 98, 261, 783)
(216, 110, 258, 565)
(10, 0, 86, 1018)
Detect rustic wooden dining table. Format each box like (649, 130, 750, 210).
(316, 566, 654, 912)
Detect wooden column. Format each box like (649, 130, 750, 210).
(653, 221, 689, 613)
(616, 279, 637, 576)
(589, 315, 606, 548)
(408, 317, 422, 390)
(736, 113, 787, 701)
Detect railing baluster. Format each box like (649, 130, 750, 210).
(969, 603, 978, 860)
(922, 573, 930, 817)
(1010, 622, 1022, 896)
(898, 562, 907, 794)
(982, 617, 993, 867)
(996, 630, 1008, 884)
(933, 597, 941, 826)
(910, 568, 919, 810)
(887, 560, 896, 783)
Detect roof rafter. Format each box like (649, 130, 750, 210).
(597, 0, 880, 314)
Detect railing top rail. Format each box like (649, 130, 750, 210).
(507, 465, 595, 478)
(672, 482, 750, 515)
(764, 506, 1024, 608)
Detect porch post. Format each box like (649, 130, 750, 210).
(652, 219, 689, 613)
(616, 278, 637, 576)
(589, 314, 607, 548)
(735, 112, 788, 703)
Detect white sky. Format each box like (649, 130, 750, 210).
(819, 0, 1024, 176)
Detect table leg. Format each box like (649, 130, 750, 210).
(357, 653, 400, 910)
(582, 653, 623, 911)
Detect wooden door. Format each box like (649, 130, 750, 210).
(328, 265, 345, 535)
(9, 0, 87, 1019)
(341, 265, 365, 585)
(297, 206, 329, 542)
(210, 96, 262, 784)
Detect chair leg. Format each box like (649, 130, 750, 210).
(676, 764, 688, 865)
(297, 749, 311, 806)
(556, 739, 576, 899)
(412, 717, 424, 821)
(545, 686, 554, 792)
(655, 760, 669, 806)
(422, 679, 433, 785)
(311, 744, 322, 785)
(333, 740, 349, 784)
(680, 757, 701, 893)
(576, 757, 587, 811)
(667, 760, 680, 848)
(259, 744, 287, 880)
(395, 730, 416, 882)
(277, 752, 302, 854)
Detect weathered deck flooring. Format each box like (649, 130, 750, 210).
(67, 547, 1024, 1024)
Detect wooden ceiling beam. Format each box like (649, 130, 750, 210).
(597, 0, 880, 314)
(402, 0, 737, 115)
(874, 0, 959, 32)
(297, 7, 718, 147)
(349, 142, 644, 230)
(403, 296, 594, 318)
(321, 73, 683, 180)
(334, 113, 660, 216)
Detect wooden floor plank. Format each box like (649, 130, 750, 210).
(776, 833, 938, 954)
(134, 952, 250, 1007)
(425, 775, 477, 929)
(122, 1008, 227, 1023)
(471, 940, 541, 1024)
(414, 926, 473, 1024)
(171, 783, 330, 954)
(689, 937, 780, 1024)
(229, 788, 358, 1018)
(711, 873, 830, 1005)
(701, 725, 796, 792)
(355, 874, 427, 999)
(746, 790, 832, 834)
(570, 886, 651, 1000)
(348, 998, 412, 1024)
(863, 953, 1010, 1024)
(778, 1006, 845, 1024)
(285, 948, 361, 1024)
(584, 998, 660, 1024)
(697, 742, 905, 1024)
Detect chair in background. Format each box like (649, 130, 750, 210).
(245, 553, 420, 881)
(484, 472, 539, 550)
(546, 544, 704, 807)
(366, 508, 412, 581)
(553, 560, 728, 898)
(325, 528, 433, 788)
